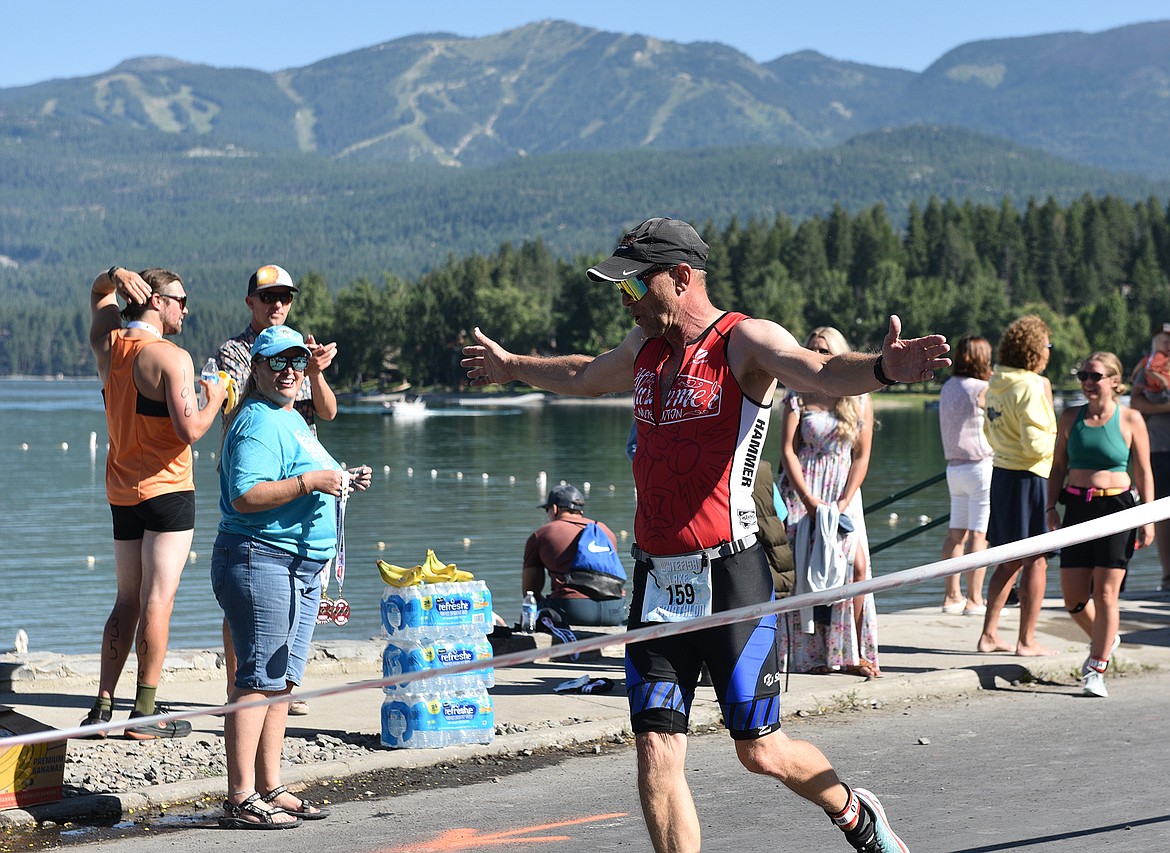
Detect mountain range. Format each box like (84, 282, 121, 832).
(2, 19, 1169, 177)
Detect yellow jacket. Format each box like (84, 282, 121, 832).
(983, 366, 1056, 477)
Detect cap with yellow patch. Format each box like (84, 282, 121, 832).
(247, 264, 299, 296)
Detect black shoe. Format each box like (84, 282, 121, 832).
(79, 707, 112, 739)
(124, 705, 192, 740)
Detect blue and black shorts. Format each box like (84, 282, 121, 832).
(625, 543, 783, 740)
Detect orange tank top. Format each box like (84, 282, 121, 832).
(103, 332, 194, 505)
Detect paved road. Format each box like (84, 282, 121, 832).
(56, 667, 1170, 852)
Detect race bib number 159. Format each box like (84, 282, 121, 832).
(641, 553, 713, 623)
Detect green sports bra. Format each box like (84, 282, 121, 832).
(1066, 405, 1129, 473)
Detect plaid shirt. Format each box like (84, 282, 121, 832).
(216, 324, 317, 431)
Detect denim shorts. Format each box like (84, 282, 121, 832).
(211, 532, 326, 692)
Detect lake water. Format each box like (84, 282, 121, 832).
(1, 378, 1162, 655)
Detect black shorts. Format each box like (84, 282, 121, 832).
(1058, 489, 1137, 570)
(1151, 452, 1170, 500)
(110, 491, 195, 540)
(625, 544, 783, 740)
(987, 468, 1047, 547)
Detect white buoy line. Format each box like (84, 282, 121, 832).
(15, 497, 1170, 748)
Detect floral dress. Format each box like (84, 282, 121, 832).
(777, 391, 880, 674)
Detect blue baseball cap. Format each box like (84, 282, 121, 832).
(250, 325, 311, 359)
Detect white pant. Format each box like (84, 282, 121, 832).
(946, 459, 992, 532)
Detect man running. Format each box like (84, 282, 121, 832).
(463, 217, 948, 851)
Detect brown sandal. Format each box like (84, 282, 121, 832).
(219, 792, 303, 830)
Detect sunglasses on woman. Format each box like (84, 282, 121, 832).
(265, 354, 309, 372)
(1076, 370, 1108, 382)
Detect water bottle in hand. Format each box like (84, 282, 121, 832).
(199, 358, 219, 409)
(520, 591, 538, 634)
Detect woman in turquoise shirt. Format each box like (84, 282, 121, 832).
(212, 326, 372, 829)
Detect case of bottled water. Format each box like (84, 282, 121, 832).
(380, 687, 494, 748)
(380, 579, 496, 748)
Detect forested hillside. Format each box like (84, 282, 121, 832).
(6, 193, 1168, 392)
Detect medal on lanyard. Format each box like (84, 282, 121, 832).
(331, 470, 350, 625)
(317, 470, 351, 626)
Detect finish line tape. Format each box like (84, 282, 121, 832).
(6, 496, 1168, 748)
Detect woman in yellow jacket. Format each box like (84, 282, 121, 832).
(977, 315, 1058, 656)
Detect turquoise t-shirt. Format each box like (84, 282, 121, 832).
(218, 397, 340, 561)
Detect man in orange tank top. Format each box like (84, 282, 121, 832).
(83, 266, 226, 739)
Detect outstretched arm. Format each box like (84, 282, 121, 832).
(735, 314, 950, 399)
(462, 326, 642, 397)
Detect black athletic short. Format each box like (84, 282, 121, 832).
(1058, 489, 1137, 570)
(110, 491, 195, 540)
(987, 468, 1047, 547)
(625, 543, 783, 740)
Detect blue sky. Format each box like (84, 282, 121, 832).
(2, 1, 1166, 89)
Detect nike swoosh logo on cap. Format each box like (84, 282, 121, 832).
(621, 268, 641, 277)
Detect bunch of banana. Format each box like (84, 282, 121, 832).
(377, 559, 423, 587)
(420, 548, 474, 583)
(377, 549, 475, 586)
(220, 372, 240, 411)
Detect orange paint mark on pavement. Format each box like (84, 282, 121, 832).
(378, 812, 629, 851)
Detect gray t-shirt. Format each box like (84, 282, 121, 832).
(1134, 366, 1170, 453)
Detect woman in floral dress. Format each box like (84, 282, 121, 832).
(777, 326, 880, 677)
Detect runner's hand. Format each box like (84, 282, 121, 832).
(880, 315, 951, 384)
(462, 327, 515, 387)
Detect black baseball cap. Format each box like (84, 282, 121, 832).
(586, 217, 709, 282)
(538, 484, 585, 511)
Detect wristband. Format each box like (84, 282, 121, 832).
(107, 266, 120, 281)
(297, 473, 308, 496)
(1046, 506, 1057, 512)
(873, 355, 898, 386)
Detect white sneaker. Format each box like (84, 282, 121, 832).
(1082, 669, 1108, 698)
(1081, 634, 1121, 677)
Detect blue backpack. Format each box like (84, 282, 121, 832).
(565, 522, 627, 600)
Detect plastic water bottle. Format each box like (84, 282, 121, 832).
(381, 585, 425, 640)
(381, 638, 433, 693)
(521, 591, 538, 634)
(199, 358, 219, 408)
(430, 632, 495, 690)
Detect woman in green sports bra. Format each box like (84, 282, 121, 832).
(1047, 351, 1154, 698)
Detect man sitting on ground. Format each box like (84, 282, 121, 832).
(523, 484, 627, 627)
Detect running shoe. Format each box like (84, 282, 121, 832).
(1082, 669, 1108, 698)
(846, 788, 910, 852)
(124, 705, 192, 740)
(79, 707, 112, 739)
(1081, 634, 1120, 677)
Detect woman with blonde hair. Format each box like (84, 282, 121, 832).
(938, 335, 994, 615)
(777, 326, 879, 677)
(1047, 352, 1153, 697)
